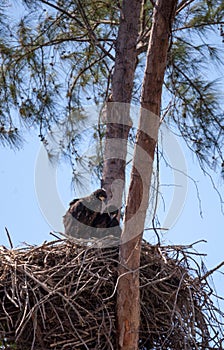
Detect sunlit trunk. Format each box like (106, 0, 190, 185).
(101, 0, 142, 208)
(117, 1, 178, 349)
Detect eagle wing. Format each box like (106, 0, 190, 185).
(91, 211, 121, 239)
(69, 199, 100, 224)
(69, 201, 87, 221)
(92, 213, 111, 228)
(64, 194, 104, 238)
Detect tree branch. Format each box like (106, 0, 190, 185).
(174, 21, 224, 31)
(197, 261, 224, 282)
(40, 0, 85, 28)
(5, 227, 13, 249)
(176, 0, 196, 15)
(40, 0, 115, 61)
(67, 53, 109, 109)
(75, 0, 115, 61)
(173, 63, 223, 128)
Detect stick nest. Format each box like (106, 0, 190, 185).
(0, 238, 223, 349)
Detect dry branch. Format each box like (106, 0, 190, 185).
(0, 238, 223, 349)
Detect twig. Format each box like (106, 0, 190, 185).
(5, 227, 13, 249)
(49, 231, 61, 240)
(197, 261, 224, 282)
(0, 239, 223, 348)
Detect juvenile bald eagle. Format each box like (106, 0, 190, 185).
(63, 189, 107, 238)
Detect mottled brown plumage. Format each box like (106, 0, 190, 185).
(92, 205, 121, 239)
(63, 189, 107, 238)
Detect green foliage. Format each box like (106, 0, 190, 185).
(0, 0, 223, 177)
(166, 42, 224, 171)
(165, 0, 224, 175)
(0, 127, 23, 149)
(0, 0, 118, 156)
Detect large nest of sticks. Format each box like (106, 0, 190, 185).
(0, 237, 223, 349)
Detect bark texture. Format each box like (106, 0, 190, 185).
(117, 1, 178, 349)
(101, 0, 142, 205)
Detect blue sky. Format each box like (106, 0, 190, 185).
(1, 126, 224, 309)
(0, 128, 223, 265)
(2, 131, 223, 305)
(1, 0, 223, 309)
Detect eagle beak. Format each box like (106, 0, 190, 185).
(99, 195, 107, 202)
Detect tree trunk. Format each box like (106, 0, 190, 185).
(117, 1, 178, 349)
(101, 0, 142, 206)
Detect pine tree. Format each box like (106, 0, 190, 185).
(0, 1, 224, 348)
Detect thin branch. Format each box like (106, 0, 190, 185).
(159, 140, 204, 217)
(67, 52, 109, 110)
(176, 0, 196, 15)
(0, 239, 223, 347)
(197, 261, 224, 282)
(174, 21, 224, 31)
(40, 0, 85, 28)
(5, 227, 13, 249)
(173, 63, 223, 129)
(38, 0, 115, 61)
(75, 0, 115, 61)
(144, 227, 169, 231)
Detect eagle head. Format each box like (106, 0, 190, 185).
(93, 189, 107, 202)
